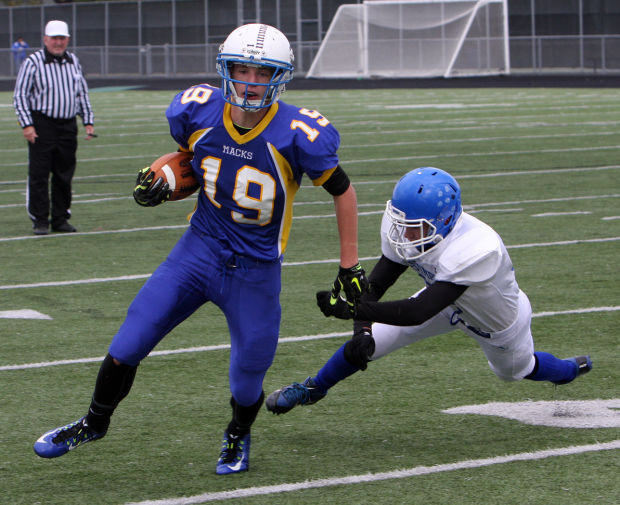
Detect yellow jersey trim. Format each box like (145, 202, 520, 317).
(312, 165, 337, 187)
(267, 142, 299, 256)
(223, 102, 279, 145)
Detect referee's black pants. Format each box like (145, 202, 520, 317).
(27, 112, 77, 227)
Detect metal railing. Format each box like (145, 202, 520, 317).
(3, 36, 620, 79)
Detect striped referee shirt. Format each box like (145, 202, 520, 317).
(13, 47, 94, 128)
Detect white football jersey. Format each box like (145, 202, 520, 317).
(380, 211, 520, 333)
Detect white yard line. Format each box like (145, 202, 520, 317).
(1, 191, 618, 212)
(1, 237, 618, 289)
(343, 145, 620, 165)
(532, 211, 591, 217)
(1, 163, 619, 188)
(1, 306, 618, 372)
(124, 441, 620, 505)
(338, 130, 620, 150)
(0, 309, 52, 320)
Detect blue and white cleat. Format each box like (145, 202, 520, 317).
(265, 376, 327, 415)
(215, 431, 250, 475)
(34, 417, 105, 458)
(552, 355, 593, 385)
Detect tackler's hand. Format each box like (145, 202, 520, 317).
(133, 167, 171, 207)
(316, 290, 355, 320)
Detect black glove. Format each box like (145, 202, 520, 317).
(332, 262, 368, 306)
(353, 324, 372, 339)
(316, 290, 355, 319)
(349, 324, 374, 371)
(133, 167, 171, 207)
(353, 319, 372, 338)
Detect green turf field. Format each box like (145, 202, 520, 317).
(0, 86, 618, 505)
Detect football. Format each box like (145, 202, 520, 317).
(148, 151, 200, 201)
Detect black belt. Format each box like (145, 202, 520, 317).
(31, 111, 75, 124)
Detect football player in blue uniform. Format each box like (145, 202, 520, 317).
(266, 167, 592, 417)
(33, 23, 367, 475)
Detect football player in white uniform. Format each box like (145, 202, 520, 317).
(266, 167, 592, 415)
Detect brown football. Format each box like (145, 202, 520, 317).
(148, 152, 200, 201)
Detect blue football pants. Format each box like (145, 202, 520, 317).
(109, 226, 282, 406)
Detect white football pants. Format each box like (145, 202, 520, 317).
(370, 289, 536, 381)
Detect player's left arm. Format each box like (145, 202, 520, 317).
(293, 107, 367, 304)
(322, 165, 368, 305)
(317, 253, 408, 321)
(326, 168, 358, 269)
(356, 281, 467, 325)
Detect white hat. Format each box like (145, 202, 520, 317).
(45, 20, 70, 37)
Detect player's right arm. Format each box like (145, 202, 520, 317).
(13, 57, 36, 130)
(166, 84, 218, 150)
(133, 167, 171, 207)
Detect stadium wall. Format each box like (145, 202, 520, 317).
(0, 0, 619, 79)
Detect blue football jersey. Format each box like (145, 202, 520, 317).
(166, 84, 340, 261)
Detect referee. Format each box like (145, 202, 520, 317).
(13, 20, 96, 235)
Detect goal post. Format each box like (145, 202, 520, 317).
(306, 0, 510, 79)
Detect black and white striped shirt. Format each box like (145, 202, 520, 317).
(13, 48, 94, 128)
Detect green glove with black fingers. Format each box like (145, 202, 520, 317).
(133, 167, 171, 207)
(316, 290, 355, 319)
(333, 263, 369, 307)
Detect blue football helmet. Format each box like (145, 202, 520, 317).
(216, 23, 294, 111)
(386, 167, 462, 261)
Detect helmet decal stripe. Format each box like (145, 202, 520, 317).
(256, 25, 267, 49)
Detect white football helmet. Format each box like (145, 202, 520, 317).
(216, 23, 294, 111)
